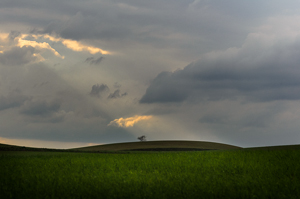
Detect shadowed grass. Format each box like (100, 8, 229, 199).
(1, 149, 300, 199)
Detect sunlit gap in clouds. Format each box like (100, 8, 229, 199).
(18, 35, 65, 59)
(0, 33, 9, 40)
(0, 32, 111, 61)
(0, 33, 9, 54)
(108, 115, 153, 128)
(33, 34, 111, 55)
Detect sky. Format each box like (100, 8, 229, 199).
(1, 0, 300, 149)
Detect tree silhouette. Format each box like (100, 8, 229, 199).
(137, 135, 146, 141)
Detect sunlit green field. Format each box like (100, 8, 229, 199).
(1, 149, 300, 199)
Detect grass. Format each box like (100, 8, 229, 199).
(1, 149, 300, 199)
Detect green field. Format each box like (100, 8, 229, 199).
(1, 147, 300, 199)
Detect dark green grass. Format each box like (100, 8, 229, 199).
(1, 149, 300, 199)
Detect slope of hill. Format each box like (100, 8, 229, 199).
(72, 140, 242, 151)
(0, 143, 26, 151)
(0, 143, 65, 152)
(0, 143, 14, 147)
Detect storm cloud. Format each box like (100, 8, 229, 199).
(140, 32, 300, 103)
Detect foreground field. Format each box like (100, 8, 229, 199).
(1, 149, 300, 199)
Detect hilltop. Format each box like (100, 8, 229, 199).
(0, 140, 241, 152)
(71, 140, 242, 151)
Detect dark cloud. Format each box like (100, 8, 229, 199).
(0, 90, 29, 111)
(108, 89, 127, 99)
(3, 1, 300, 54)
(140, 71, 190, 103)
(38, 11, 133, 41)
(140, 36, 300, 103)
(0, 46, 38, 66)
(89, 84, 109, 97)
(29, 0, 293, 55)
(85, 56, 104, 65)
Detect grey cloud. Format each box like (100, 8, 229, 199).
(108, 89, 127, 99)
(0, 90, 29, 111)
(85, 56, 104, 65)
(0, 46, 38, 66)
(140, 37, 300, 103)
(2, 120, 136, 144)
(39, 11, 133, 41)
(8, 31, 21, 41)
(144, 104, 179, 116)
(85, 57, 94, 63)
(113, 82, 121, 89)
(199, 115, 226, 125)
(199, 113, 267, 128)
(30, 1, 250, 51)
(140, 71, 190, 103)
(20, 99, 61, 116)
(3, 1, 300, 53)
(0, 1, 87, 28)
(89, 84, 109, 97)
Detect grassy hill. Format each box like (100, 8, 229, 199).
(2, 140, 300, 152)
(0, 143, 65, 152)
(0, 143, 28, 151)
(1, 140, 241, 152)
(0, 143, 14, 148)
(71, 140, 242, 151)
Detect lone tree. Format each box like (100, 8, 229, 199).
(138, 135, 146, 142)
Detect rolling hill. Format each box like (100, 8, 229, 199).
(2, 140, 300, 152)
(71, 140, 242, 151)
